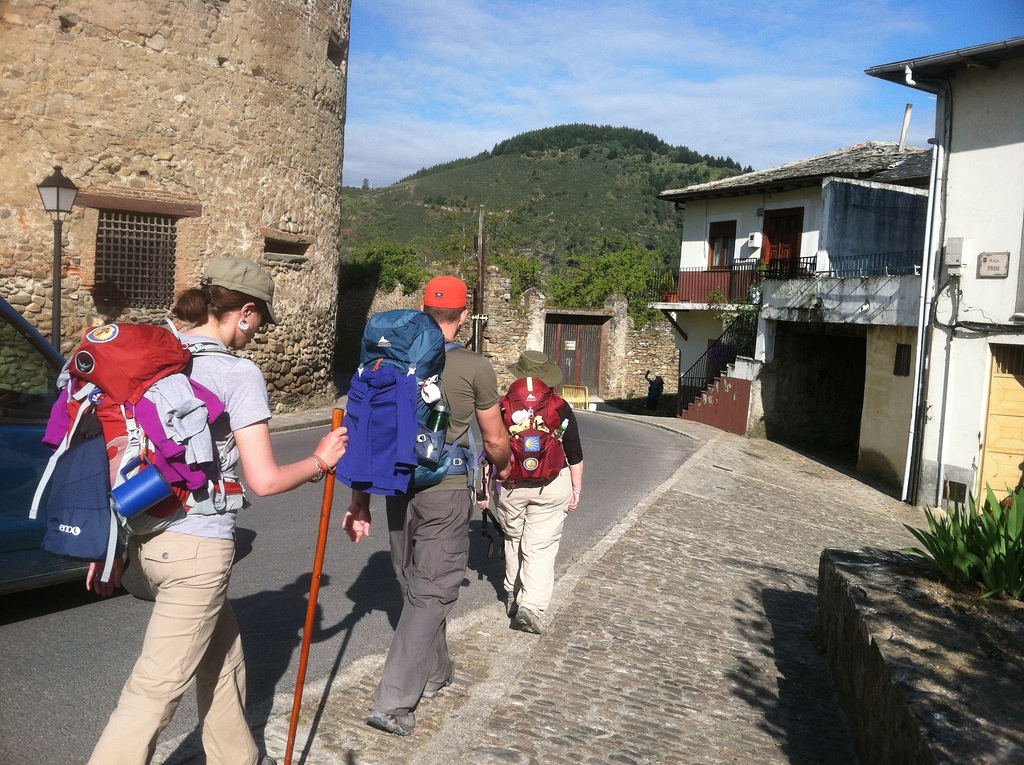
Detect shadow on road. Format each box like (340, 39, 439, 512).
(161, 514, 508, 764)
(163, 549, 403, 765)
(727, 577, 858, 765)
(466, 517, 507, 601)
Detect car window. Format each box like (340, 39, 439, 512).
(0, 315, 60, 422)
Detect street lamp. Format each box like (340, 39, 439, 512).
(37, 166, 78, 351)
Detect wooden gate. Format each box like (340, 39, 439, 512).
(543, 315, 605, 391)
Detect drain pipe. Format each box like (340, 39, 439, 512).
(902, 65, 950, 504)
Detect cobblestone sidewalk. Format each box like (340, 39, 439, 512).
(241, 416, 922, 765)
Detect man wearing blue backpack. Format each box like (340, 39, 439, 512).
(342, 275, 510, 737)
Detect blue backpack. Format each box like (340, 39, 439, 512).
(336, 309, 451, 495)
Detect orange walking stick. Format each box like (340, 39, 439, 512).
(284, 408, 345, 765)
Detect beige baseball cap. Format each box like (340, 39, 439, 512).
(202, 257, 278, 324)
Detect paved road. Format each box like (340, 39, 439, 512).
(0, 410, 693, 765)
(236, 416, 923, 765)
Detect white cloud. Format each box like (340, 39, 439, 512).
(342, 0, 1010, 186)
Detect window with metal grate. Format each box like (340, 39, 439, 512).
(94, 210, 177, 309)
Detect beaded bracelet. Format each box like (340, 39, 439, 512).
(308, 454, 328, 483)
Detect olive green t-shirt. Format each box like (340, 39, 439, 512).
(421, 345, 500, 493)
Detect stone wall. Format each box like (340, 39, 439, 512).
(480, 268, 678, 398)
(0, 0, 351, 410)
(335, 265, 680, 400)
(816, 549, 937, 765)
(816, 547, 1024, 765)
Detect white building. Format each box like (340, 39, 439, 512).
(655, 144, 930, 486)
(867, 36, 1024, 505)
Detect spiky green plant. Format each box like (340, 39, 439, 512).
(904, 485, 1024, 599)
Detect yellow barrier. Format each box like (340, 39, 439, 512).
(561, 385, 589, 410)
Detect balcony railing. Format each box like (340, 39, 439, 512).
(761, 256, 817, 279)
(650, 250, 922, 304)
(829, 250, 919, 277)
(650, 262, 759, 304)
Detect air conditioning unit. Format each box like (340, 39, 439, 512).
(747, 232, 763, 249)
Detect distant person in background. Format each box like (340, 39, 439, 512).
(644, 370, 664, 412)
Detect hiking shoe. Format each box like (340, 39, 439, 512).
(513, 606, 542, 634)
(504, 591, 518, 619)
(259, 757, 277, 765)
(421, 675, 454, 699)
(367, 711, 415, 736)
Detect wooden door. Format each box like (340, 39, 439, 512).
(762, 208, 804, 271)
(543, 316, 604, 391)
(981, 345, 1024, 496)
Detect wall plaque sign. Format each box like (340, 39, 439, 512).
(978, 251, 1010, 278)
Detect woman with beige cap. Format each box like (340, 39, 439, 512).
(87, 257, 348, 765)
(493, 350, 584, 635)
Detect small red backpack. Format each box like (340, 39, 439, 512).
(500, 376, 567, 483)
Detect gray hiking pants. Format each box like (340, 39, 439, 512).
(371, 488, 472, 717)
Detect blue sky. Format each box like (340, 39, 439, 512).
(342, 0, 1023, 188)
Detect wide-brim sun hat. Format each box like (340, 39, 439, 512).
(202, 257, 278, 324)
(507, 350, 563, 388)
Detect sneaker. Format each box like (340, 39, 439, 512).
(513, 606, 542, 634)
(421, 674, 454, 699)
(367, 711, 415, 736)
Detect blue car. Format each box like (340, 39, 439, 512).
(0, 296, 87, 594)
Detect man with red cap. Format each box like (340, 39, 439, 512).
(343, 275, 510, 737)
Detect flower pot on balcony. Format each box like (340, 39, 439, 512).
(661, 291, 677, 301)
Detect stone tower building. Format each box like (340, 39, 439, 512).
(0, 0, 351, 409)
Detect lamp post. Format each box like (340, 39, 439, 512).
(37, 166, 79, 351)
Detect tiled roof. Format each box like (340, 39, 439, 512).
(870, 149, 933, 184)
(658, 141, 930, 202)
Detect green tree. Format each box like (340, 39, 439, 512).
(493, 250, 544, 300)
(346, 238, 429, 295)
(422, 196, 479, 286)
(422, 198, 538, 295)
(545, 239, 662, 327)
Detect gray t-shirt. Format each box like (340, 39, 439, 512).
(165, 335, 272, 539)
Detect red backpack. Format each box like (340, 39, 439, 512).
(30, 323, 231, 582)
(500, 376, 567, 483)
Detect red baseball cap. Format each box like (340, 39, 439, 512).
(424, 276, 468, 309)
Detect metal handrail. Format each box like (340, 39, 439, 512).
(677, 311, 757, 414)
(828, 250, 919, 277)
(649, 262, 760, 303)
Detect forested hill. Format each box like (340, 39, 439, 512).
(340, 124, 752, 267)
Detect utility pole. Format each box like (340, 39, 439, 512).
(473, 205, 486, 354)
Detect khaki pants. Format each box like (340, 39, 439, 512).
(495, 467, 571, 616)
(88, 532, 258, 765)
